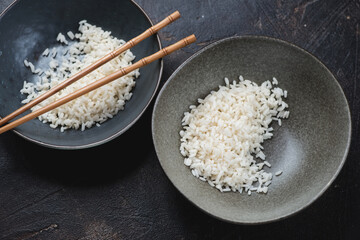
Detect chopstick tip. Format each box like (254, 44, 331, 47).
(187, 34, 197, 44)
(171, 11, 181, 21)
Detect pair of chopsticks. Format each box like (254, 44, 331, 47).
(0, 11, 196, 134)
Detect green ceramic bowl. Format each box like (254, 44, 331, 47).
(152, 36, 351, 224)
(0, 0, 162, 149)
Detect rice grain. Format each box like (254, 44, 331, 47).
(180, 76, 289, 194)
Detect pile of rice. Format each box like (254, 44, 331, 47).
(21, 20, 139, 132)
(179, 76, 289, 195)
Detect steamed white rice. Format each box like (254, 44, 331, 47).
(20, 20, 140, 132)
(180, 76, 289, 194)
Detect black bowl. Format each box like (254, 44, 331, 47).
(0, 0, 162, 149)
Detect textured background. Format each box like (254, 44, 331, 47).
(0, 0, 359, 239)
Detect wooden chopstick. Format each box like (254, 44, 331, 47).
(0, 34, 196, 134)
(0, 11, 181, 127)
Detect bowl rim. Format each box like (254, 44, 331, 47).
(152, 35, 352, 224)
(0, 0, 163, 150)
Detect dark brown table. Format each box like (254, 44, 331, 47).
(0, 0, 359, 239)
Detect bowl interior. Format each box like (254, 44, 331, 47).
(152, 36, 351, 223)
(0, 0, 161, 149)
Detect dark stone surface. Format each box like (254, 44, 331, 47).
(0, 0, 359, 239)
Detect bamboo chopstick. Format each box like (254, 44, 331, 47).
(0, 34, 196, 134)
(0, 11, 181, 127)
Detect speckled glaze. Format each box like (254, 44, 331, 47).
(0, 0, 162, 149)
(152, 36, 351, 224)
